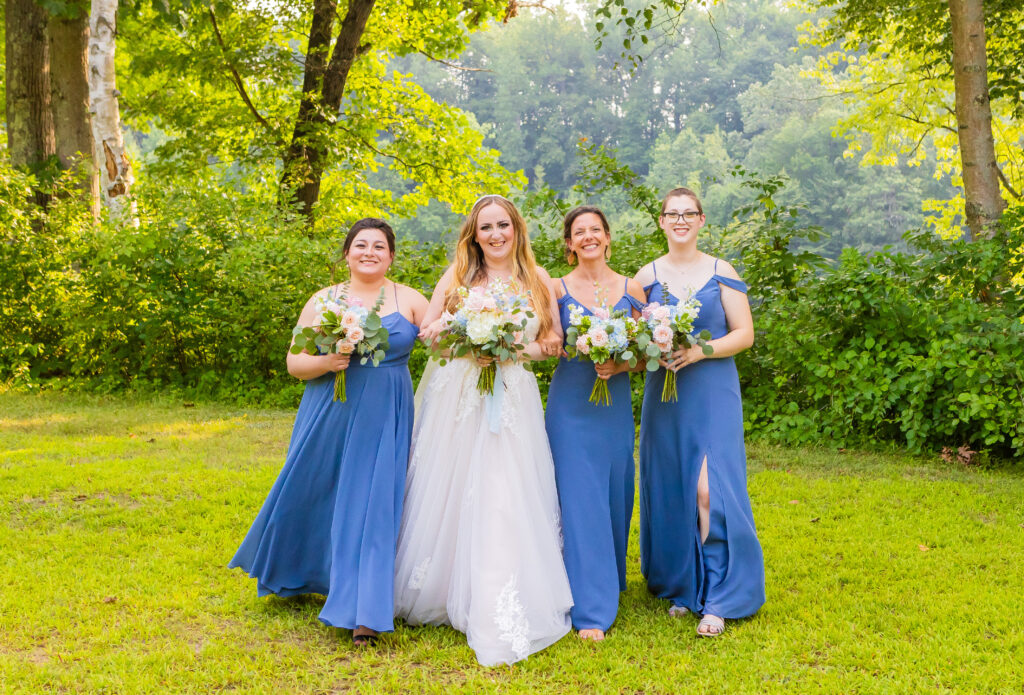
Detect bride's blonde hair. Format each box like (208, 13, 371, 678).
(447, 195, 552, 337)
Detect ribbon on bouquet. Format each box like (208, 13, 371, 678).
(485, 364, 505, 434)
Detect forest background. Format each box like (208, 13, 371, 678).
(2, 0, 1023, 458)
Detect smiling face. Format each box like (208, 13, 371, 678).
(474, 203, 516, 264)
(659, 194, 706, 246)
(345, 228, 393, 278)
(568, 212, 610, 262)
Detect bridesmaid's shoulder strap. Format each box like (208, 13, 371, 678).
(712, 259, 748, 294)
(560, 278, 568, 293)
(713, 258, 719, 273)
(393, 281, 400, 310)
(652, 261, 658, 280)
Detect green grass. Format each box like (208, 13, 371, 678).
(1, 391, 1022, 694)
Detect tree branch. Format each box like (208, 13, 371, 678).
(996, 165, 1022, 200)
(337, 125, 457, 174)
(208, 9, 281, 145)
(418, 50, 491, 72)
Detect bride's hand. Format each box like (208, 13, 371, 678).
(538, 331, 561, 358)
(419, 319, 444, 345)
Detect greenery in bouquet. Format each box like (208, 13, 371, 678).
(289, 288, 390, 401)
(434, 279, 533, 395)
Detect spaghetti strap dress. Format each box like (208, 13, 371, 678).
(544, 278, 644, 632)
(639, 260, 765, 619)
(229, 285, 419, 633)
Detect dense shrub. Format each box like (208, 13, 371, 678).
(736, 188, 1024, 457)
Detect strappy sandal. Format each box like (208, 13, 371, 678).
(696, 614, 725, 637)
(352, 631, 379, 647)
(668, 605, 690, 617)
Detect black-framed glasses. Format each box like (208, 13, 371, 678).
(662, 211, 702, 222)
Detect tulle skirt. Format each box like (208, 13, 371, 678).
(394, 358, 573, 665)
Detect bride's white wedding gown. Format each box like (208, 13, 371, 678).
(394, 316, 573, 666)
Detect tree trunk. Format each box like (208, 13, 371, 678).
(88, 0, 136, 224)
(5, 0, 56, 207)
(948, 0, 1005, 240)
(280, 0, 377, 221)
(48, 10, 100, 213)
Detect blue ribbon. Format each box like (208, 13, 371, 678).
(485, 364, 504, 434)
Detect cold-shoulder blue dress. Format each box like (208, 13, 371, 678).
(639, 260, 765, 619)
(545, 278, 644, 632)
(229, 294, 419, 633)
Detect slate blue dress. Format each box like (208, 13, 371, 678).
(229, 294, 419, 633)
(639, 260, 765, 619)
(545, 278, 644, 632)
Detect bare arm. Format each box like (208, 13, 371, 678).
(418, 265, 455, 344)
(523, 267, 562, 361)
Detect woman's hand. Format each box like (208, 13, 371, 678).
(323, 351, 351, 372)
(418, 318, 445, 345)
(594, 358, 623, 380)
(538, 331, 562, 358)
(661, 344, 708, 372)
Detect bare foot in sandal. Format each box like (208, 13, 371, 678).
(696, 615, 725, 637)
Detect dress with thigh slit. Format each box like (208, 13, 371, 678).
(544, 279, 643, 632)
(639, 260, 765, 619)
(229, 286, 418, 634)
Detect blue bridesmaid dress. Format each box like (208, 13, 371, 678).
(545, 278, 644, 632)
(639, 260, 765, 619)
(229, 291, 419, 633)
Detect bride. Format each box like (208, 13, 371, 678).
(394, 194, 573, 666)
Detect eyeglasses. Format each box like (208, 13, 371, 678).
(662, 211, 702, 222)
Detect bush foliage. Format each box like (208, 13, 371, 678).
(3, 158, 1022, 456)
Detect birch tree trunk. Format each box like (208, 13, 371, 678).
(5, 0, 56, 207)
(48, 10, 100, 214)
(948, 0, 1005, 240)
(88, 0, 136, 224)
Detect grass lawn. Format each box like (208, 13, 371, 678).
(1, 391, 1022, 694)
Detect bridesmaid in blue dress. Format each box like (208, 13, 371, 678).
(545, 206, 647, 642)
(634, 188, 765, 637)
(229, 218, 429, 646)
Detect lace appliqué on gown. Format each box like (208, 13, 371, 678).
(494, 575, 530, 662)
(407, 557, 431, 591)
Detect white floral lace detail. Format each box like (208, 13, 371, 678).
(408, 556, 431, 591)
(494, 575, 531, 661)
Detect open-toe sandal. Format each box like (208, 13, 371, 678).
(696, 615, 725, 637)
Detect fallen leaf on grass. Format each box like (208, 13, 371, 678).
(102, 596, 117, 604)
(72, 495, 87, 502)
(789, 500, 800, 504)
(810, 517, 820, 523)
(918, 545, 930, 552)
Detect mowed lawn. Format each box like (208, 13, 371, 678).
(1, 391, 1022, 694)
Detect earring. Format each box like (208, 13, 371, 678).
(604, 244, 611, 260)
(566, 247, 577, 265)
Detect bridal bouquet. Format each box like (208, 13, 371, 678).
(436, 279, 533, 395)
(639, 289, 712, 402)
(290, 289, 390, 402)
(564, 305, 642, 406)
